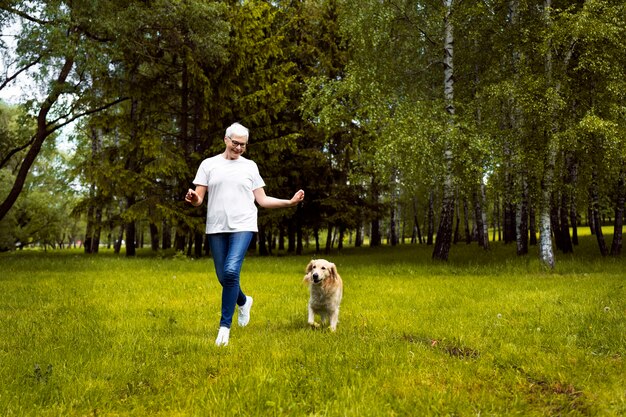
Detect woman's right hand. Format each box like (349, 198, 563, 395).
(185, 185, 207, 207)
(185, 189, 198, 205)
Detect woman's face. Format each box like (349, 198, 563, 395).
(223, 134, 248, 160)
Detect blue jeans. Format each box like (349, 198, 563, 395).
(207, 232, 254, 328)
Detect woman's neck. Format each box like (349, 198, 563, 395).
(222, 151, 240, 160)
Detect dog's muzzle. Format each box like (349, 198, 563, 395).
(312, 272, 321, 284)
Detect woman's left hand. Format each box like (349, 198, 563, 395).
(291, 189, 305, 206)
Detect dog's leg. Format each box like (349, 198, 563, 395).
(329, 310, 339, 332)
(308, 305, 320, 329)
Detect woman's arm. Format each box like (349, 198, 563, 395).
(253, 188, 304, 209)
(185, 185, 208, 207)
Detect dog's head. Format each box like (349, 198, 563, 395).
(304, 259, 339, 285)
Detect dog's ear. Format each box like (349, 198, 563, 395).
(330, 263, 338, 280)
(303, 260, 314, 283)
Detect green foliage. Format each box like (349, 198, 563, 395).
(2, 0, 626, 260)
(0, 103, 33, 168)
(0, 138, 81, 251)
(0, 99, 81, 250)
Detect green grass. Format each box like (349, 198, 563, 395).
(0, 237, 624, 416)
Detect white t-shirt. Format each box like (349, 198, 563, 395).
(193, 155, 266, 234)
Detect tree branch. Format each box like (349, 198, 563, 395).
(388, 0, 438, 46)
(0, 6, 54, 25)
(45, 96, 130, 136)
(0, 135, 36, 170)
(0, 56, 43, 90)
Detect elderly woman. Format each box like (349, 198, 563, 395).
(185, 122, 305, 346)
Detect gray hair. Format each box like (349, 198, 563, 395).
(225, 122, 249, 139)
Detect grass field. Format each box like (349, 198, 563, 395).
(0, 236, 624, 416)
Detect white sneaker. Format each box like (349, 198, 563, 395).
(238, 296, 253, 327)
(215, 326, 230, 347)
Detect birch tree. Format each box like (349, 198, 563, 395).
(431, 0, 456, 261)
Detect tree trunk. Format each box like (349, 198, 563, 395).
(186, 231, 193, 257)
(538, 0, 558, 268)
(590, 168, 608, 256)
(412, 197, 422, 244)
(570, 206, 579, 245)
(92, 207, 102, 254)
(427, 190, 434, 245)
(516, 176, 529, 255)
(287, 219, 296, 253)
(150, 222, 159, 251)
(278, 225, 286, 251)
(174, 228, 186, 252)
(538, 197, 555, 268)
(194, 232, 203, 258)
(467, 190, 484, 248)
(529, 204, 537, 245)
(551, 152, 573, 253)
(610, 167, 624, 256)
(370, 218, 381, 247)
(538, 139, 557, 268)
(411, 216, 417, 244)
(338, 226, 345, 249)
(433, 0, 455, 261)
(559, 189, 573, 253)
(588, 205, 595, 235)
(258, 225, 268, 256)
(503, 201, 516, 244)
(537, 142, 558, 268)
(355, 223, 363, 247)
(390, 205, 398, 246)
(400, 204, 406, 244)
(125, 199, 136, 257)
(267, 228, 274, 254)
(433, 178, 455, 260)
(124, 96, 140, 257)
(568, 154, 579, 245)
(550, 199, 563, 251)
(475, 182, 489, 249)
(461, 197, 470, 244)
(492, 195, 499, 242)
(114, 227, 124, 254)
(325, 224, 333, 254)
(162, 219, 172, 250)
(84, 200, 95, 254)
(314, 228, 320, 252)
(296, 218, 304, 255)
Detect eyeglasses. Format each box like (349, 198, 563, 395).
(227, 136, 247, 149)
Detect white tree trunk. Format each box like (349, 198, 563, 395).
(538, 159, 555, 268)
(433, 0, 456, 260)
(537, 0, 557, 268)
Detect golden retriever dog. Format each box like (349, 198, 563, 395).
(303, 259, 343, 331)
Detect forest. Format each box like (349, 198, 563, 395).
(1, 0, 624, 268)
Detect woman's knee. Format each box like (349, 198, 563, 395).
(221, 267, 240, 286)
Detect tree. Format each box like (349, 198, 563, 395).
(0, 1, 128, 222)
(71, 0, 231, 256)
(431, 0, 457, 261)
(0, 118, 80, 251)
